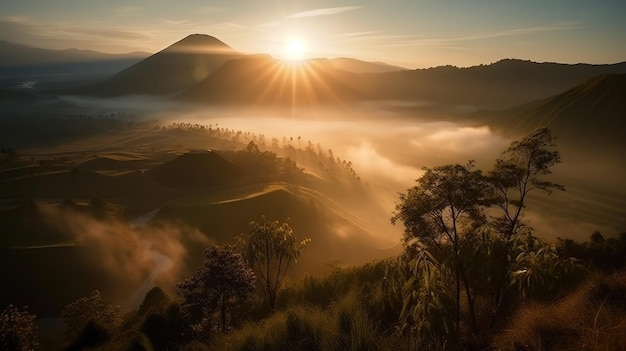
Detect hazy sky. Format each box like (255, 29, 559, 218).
(1, 0, 624, 68)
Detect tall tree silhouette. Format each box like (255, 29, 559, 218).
(236, 217, 310, 311)
(177, 245, 256, 332)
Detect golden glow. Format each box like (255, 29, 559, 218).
(282, 37, 307, 61)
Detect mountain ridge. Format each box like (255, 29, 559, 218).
(73, 34, 243, 96)
(487, 73, 626, 159)
(0, 39, 149, 66)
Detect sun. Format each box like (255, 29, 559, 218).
(282, 37, 307, 61)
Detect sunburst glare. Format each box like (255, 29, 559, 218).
(282, 37, 308, 61)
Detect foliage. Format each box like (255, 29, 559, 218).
(397, 250, 457, 350)
(220, 292, 380, 351)
(510, 233, 583, 301)
(494, 272, 626, 351)
(558, 231, 626, 272)
(177, 245, 256, 333)
(332, 291, 378, 351)
(65, 319, 112, 351)
(138, 286, 171, 315)
(392, 161, 489, 336)
(488, 127, 564, 239)
(391, 128, 576, 347)
(236, 216, 310, 311)
(486, 127, 566, 322)
(140, 303, 193, 351)
(61, 290, 122, 341)
(0, 305, 38, 351)
(279, 260, 389, 308)
(392, 161, 489, 251)
(223, 306, 332, 351)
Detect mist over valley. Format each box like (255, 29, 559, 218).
(1, 27, 625, 350)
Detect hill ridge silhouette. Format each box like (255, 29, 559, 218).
(180, 55, 361, 105)
(489, 73, 626, 158)
(149, 150, 244, 189)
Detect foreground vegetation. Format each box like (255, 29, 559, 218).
(1, 128, 625, 350)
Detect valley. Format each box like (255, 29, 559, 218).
(0, 29, 624, 350)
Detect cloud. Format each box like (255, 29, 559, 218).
(162, 19, 192, 26)
(67, 28, 149, 40)
(286, 6, 361, 18)
(2, 16, 29, 23)
(336, 31, 379, 39)
(346, 142, 420, 184)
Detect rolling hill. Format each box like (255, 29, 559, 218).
(78, 34, 243, 96)
(154, 181, 395, 277)
(149, 150, 244, 188)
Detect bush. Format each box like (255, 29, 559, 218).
(0, 305, 38, 351)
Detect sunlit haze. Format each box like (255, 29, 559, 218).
(1, 1, 625, 67)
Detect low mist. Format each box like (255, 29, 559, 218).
(39, 205, 211, 308)
(8, 95, 623, 310)
(31, 95, 622, 243)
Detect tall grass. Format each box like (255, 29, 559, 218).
(494, 272, 626, 351)
(216, 291, 385, 351)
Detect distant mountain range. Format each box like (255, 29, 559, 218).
(310, 57, 407, 74)
(80, 34, 625, 108)
(0, 40, 148, 78)
(354, 60, 626, 108)
(178, 55, 626, 108)
(2, 34, 626, 110)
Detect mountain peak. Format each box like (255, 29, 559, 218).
(163, 34, 236, 55)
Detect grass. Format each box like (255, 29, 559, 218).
(494, 272, 626, 351)
(213, 291, 381, 351)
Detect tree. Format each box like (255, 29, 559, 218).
(487, 127, 564, 317)
(391, 128, 574, 348)
(392, 162, 489, 335)
(489, 127, 564, 239)
(139, 287, 170, 315)
(177, 245, 256, 332)
(140, 303, 191, 350)
(61, 290, 122, 341)
(236, 216, 310, 311)
(0, 305, 38, 351)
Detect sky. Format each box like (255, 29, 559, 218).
(1, 0, 625, 68)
